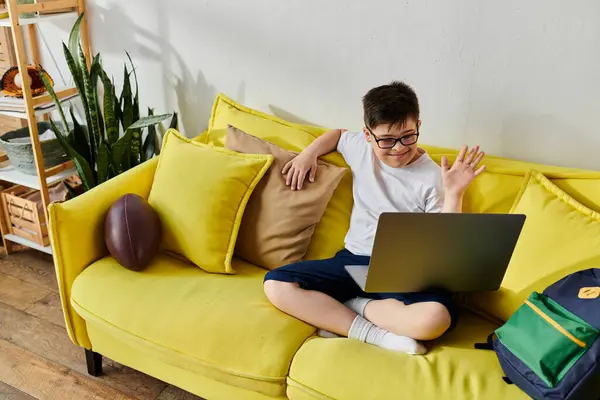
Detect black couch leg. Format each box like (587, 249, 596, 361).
(85, 349, 102, 377)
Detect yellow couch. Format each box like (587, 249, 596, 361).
(49, 94, 600, 400)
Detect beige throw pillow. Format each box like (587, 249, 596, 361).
(225, 125, 346, 270)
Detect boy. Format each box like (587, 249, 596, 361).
(264, 81, 485, 355)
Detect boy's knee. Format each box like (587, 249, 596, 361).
(413, 302, 452, 341)
(263, 280, 299, 308)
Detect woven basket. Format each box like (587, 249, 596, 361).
(0, 122, 69, 175)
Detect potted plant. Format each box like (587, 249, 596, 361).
(41, 13, 177, 192)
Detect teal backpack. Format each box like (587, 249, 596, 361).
(476, 268, 600, 400)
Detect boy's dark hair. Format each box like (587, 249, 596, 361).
(362, 81, 419, 130)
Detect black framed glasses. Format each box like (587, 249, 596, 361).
(365, 126, 419, 149)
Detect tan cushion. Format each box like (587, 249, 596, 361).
(225, 125, 346, 269)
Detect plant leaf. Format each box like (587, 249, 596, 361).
(100, 71, 119, 144)
(112, 77, 121, 137)
(130, 129, 141, 166)
(155, 120, 167, 156)
(68, 13, 85, 63)
(120, 64, 134, 131)
(127, 113, 173, 130)
(39, 68, 68, 129)
(126, 52, 140, 121)
(63, 43, 86, 110)
(130, 79, 140, 163)
(111, 130, 132, 175)
(105, 144, 116, 181)
(69, 107, 92, 167)
(90, 54, 104, 142)
(126, 53, 138, 95)
(62, 42, 95, 166)
(128, 54, 141, 166)
(142, 108, 156, 162)
(49, 119, 96, 191)
(79, 43, 97, 168)
(169, 112, 178, 130)
(97, 141, 110, 184)
(90, 54, 101, 88)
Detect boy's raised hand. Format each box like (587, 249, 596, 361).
(282, 151, 318, 190)
(441, 145, 486, 196)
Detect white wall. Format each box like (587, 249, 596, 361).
(36, 0, 600, 169)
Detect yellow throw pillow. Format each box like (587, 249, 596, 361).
(468, 170, 600, 321)
(148, 129, 273, 274)
(201, 93, 327, 149)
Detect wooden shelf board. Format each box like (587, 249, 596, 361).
(4, 233, 52, 254)
(0, 12, 77, 28)
(0, 93, 79, 119)
(0, 161, 75, 189)
(31, 88, 78, 107)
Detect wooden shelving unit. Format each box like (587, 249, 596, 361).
(0, 19, 27, 136)
(0, 0, 90, 254)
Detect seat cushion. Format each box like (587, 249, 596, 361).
(71, 254, 315, 397)
(148, 129, 273, 274)
(287, 311, 528, 400)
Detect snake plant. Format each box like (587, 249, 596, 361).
(41, 13, 177, 192)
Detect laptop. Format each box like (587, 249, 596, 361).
(345, 212, 526, 293)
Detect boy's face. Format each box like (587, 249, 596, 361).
(363, 118, 421, 168)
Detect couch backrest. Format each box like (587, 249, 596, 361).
(199, 93, 600, 261)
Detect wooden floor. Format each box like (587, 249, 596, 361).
(0, 248, 203, 400)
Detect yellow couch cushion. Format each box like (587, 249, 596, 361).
(201, 93, 352, 260)
(148, 129, 273, 274)
(468, 170, 600, 321)
(287, 311, 527, 400)
(70, 254, 315, 397)
(203, 94, 326, 149)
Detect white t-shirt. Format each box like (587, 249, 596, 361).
(337, 131, 445, 256)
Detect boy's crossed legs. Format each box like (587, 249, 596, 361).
(263, 249, 457, 355)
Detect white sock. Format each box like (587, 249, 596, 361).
(348, 315, 426, 355)
(318, 297, 372, 338)
(317, 329, 340, 338)
(344, 297, 373, 317)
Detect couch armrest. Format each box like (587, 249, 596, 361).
(49, 158, 159, 348)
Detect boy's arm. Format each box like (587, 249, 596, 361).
(442, 192, 464, 213)
(283, 129, 345, 190)
(304, 128, 346, 158)
(441, 145, 486, 213)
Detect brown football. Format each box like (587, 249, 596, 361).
(104, 194, 161, 271)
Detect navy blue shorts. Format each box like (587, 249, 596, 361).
(264, 249, 458, 331)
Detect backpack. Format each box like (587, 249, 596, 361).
(475, 268, 600, 400)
